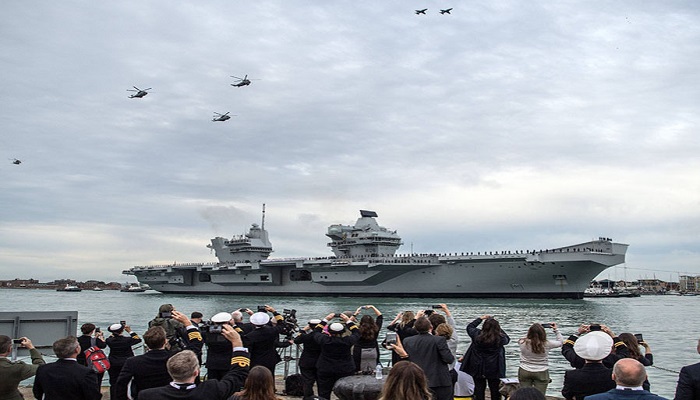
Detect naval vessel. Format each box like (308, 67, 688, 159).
(123, 209, 628, 299)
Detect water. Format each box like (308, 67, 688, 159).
(2, 288, 697, 398)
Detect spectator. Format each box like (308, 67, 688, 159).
(618, 333, 653, 390)
(386, 311, 418, 366)
(402, 316, 455, 400)
(293, 319, 322, 398)
(561, 331, 616, 400)
(106, 322, 142, 399)
(460, 315, 510, 400)
(232, 365, 282, 400)
(0, 335, 45, 400)
(33, 336, 102, 400)
(352, 304, 384, 373)
(510, 387, 546, 400)
(77, 323, 107, 387)
(378, 361, 432, 400)
(517, 322, 563, 394)
(674, 338, 700, 400)
(586, 358, 667, 400)
(114, 326, 172, 400)
(313, 312, 360, 400)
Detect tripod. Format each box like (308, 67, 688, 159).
(279, 342, 301, 378)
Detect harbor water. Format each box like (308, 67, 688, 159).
(2, 288, 697, 398)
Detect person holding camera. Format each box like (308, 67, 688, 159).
(517, 322, 563, 395)
(618, 332, 653, 390)
(562, 324, 629, 369)
(352, 304, 384, 373)
(106, 321, 142, 399)
(203, 312, 238, 380)
(313, 312, 360, 400)
(293, 319, 323, 398)
(149, 304, 186, 352)
(77, 323, 107, 387)
(0, 335, 45, 400)
(231, 309, 255, 335)
(240, 305, 286, 375)
(386, 310, 418, 366)
(460, 315, 510, 400)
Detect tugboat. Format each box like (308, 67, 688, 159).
(120, 283, 148, 292)
(124, 207, 629, 299)
(56, 284, 82, 292)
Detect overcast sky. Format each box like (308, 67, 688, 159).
(1, 1, 698, 284)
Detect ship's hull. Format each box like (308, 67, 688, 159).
(125, 241, 628, 299)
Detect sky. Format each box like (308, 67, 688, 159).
(1, 1, 699, 284)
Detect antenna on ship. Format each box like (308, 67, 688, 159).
(261, 203, 266, 230)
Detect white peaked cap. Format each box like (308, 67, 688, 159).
(574, 331, 613, 361)
(108, 323, 123, 332)
(250, 312, 270, 325)
(329, 322, 345, 333)
(211, 312, 232, 323)
(308, 319, 322, 325)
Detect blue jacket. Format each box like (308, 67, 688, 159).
(586, 388, 667, 400)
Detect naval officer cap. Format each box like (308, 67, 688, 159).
(250, 312, 270, 326)
(574, 331, 613, 361)
(329, 322, 345, 333)
(211, 312, 232, 323)
(308, 319, 322, 326)
(108, 323, 124, 333)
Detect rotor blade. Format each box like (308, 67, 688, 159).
(133, 86, 140, 90)
(143, 88, 152, 91)
(231, 76, 242, 79)
(224, 112, 230, 116)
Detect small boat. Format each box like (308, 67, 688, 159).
(57, 285, 82, 292)
(92, 287, 103, 291)
(120, 284, 147, 292)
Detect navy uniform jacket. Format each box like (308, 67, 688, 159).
(241, 313, 285, 371)
(33, 359, 102, 400)
(675, 361, 700, 400)
(113, 349, 172, 400)
(562, 334, 629, 369)
(313, 322, 360, 376)
(138, 350, 249, 400)
(403, 332, 455, 388)
(561, 362, 615, 400)
(586, 388, 667, 400)
(294, 330, 322, 369)
(106, 332, 142, 367)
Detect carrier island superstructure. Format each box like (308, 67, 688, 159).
(123, 210, 628, 299)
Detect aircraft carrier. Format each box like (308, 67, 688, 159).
(123, 209, 628, 299)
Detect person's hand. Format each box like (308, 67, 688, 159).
(325, 313, 336, 321)
(601, 325, 614, 337)
(20, 337, 35, 350)
(221, 325, 242, 347)
(340, 313, 351, 323)
(550, 322, 558, 330)
(578, 324, 589, 335)
(124, 325, 133, 333)
(481, 314, 491, 320)
(171, 310, 190, 325)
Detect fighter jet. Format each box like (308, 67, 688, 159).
(440, 8, 452, 14)
(415, 9, 427, 14)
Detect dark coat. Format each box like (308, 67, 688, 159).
(352, 314, 384, 371)
(77, 335, 107, 366)
(586, 388, 667, 400)
(294, 330, 322, 369)
(675, 361, 700, 400)
(137, 350, 249, 400)
(403, 332, 455, 388)
(106, 332, 142, 367)
(387, 319, 418, 365)
(242, 321, 283, 372)
(460, 318, 510, 379)
(561, 362, 615, 400)
(33, 359, 102, 400)
(313, 323, 360, 376)
(113, 348, 173, 400)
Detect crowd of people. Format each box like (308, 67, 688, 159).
(1, 302, 699, 400)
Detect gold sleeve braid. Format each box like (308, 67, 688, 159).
(231, 356, 250, 367)
(188, 331, 202, 341)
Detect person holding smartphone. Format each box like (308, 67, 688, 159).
(352, 304, 383, 373)
(517, 322, 563, 394)
(617, 332, 653, 390)
(0, 335, 45, 400)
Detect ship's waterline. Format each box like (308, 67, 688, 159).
(124, 209, 627, 298)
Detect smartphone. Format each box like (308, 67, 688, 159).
(541, 323, 552, 328)
(432, 305, 443, 309)
(120, 320, 126, 326)
(385, 332, 397, 345)
(333, 313, 342, 318)
(424, 309, 434, 316)
(589, 324, 602, 331)
(239, 308, 247, 312)
(12, 338, 23, 344)
(95, 327, 101, 333)
(634, 333, 643, 342)
(257, 306, 266, 312)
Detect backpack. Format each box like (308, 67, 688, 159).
(284, 373, 304, 396)
(84, 346, 110, 373)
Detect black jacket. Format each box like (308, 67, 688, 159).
(294, 330, 322, 369)
(561, 362, 615, 400)
(106, 332, 142, 367)
(77, 335, 107, 366)
(313, 322, 360, 376)
(675, 361, 700, 400)
(460, 318, 510, 379)
(242, 314, 285, 371)
(403, 332, 455, 388)
(113, 349, 172, 400)
(33, 359, 102, 400)
(562, 334, 629, 369)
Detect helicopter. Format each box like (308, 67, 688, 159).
(415, 9, 427, 14)
(440, 8, 452, 14)
(127, 86, 152, 98)
(212, 112, 234, 122)
(11, 158, 22, 165)
(230, 75, 257, 87)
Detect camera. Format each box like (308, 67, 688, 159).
(120, 320, 126, 326)
(239, 308, 247, 312)
(13, 338, 23, 344)
(589, 324, 602, 331)
(634, 333, 643, 342)
(95, 327, 101, 333)
(432, 305, 443, 309)
(541, 323, 552, 328)
(424, 309, 434, 316)
(257, 305, 267, 312)
(278, 308, 299, 339)
(385, 332, 397, 345)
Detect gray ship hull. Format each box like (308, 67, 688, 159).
(125, 241, 628, 299)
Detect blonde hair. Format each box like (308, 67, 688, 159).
(435, 322, 453, 340)
(379, 361, 431, 400)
